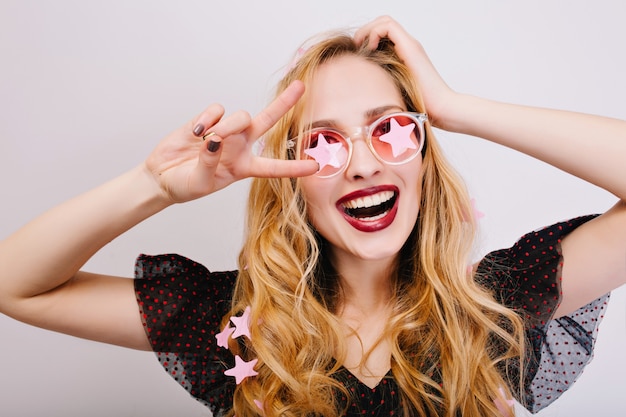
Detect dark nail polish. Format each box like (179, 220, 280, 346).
(193, 124, 205, 136)
(207, 140, 221, 153)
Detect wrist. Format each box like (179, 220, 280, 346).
(127, 163, 174, 215)
(429, 92, 477, 133)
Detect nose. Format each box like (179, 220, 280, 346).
(344, 135, 384, 179)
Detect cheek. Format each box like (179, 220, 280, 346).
(399, 161, 425, 220)
(300, 178, 333, 224)
(399, 158, 424, 193)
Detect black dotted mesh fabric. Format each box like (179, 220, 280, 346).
(134, 215, 609, 415)
(332, 368, 403, 415)
(475, 215, 609, 412)
(134, 256, 237, 415)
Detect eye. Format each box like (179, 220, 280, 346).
(305, 130, 342, 149)
(372, 117, 393, 137)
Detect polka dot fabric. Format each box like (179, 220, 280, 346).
(134, 254, 238, 416)
(134, 216, 609, 415)
(476, 215, 609, 412)
(332, 367, 403, 415)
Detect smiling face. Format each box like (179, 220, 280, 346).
(300, 54, 424, 267)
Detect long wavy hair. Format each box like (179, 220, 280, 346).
(223, 32, 526, 416)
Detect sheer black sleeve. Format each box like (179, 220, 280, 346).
(476, 215, 610, 413)
(134, 253, 237, 417)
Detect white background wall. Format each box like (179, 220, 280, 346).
(1, 1, 625, 415)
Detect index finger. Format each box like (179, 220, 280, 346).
(246, 80, 305, 139)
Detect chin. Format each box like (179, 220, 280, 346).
(342, 237, 406, 262)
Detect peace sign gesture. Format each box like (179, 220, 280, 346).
(145, 80, 317, 204)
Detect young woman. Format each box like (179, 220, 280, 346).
(1, 16, 625, 416)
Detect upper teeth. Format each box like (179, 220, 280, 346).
(342, 190, 394, 209)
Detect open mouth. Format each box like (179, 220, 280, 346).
(341, 190, 397, 221)
(337, 186, 399, 232)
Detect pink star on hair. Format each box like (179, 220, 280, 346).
(494, 387, 516, 417)
(379, 117, 417, 158)
(230, 306, 252, 340)
(224, 355, 259, 384)
(215, 322, 235, 349)
(254, 399, 264, 412)
(303, 133, 348, 170)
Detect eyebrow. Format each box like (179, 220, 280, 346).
(309, 105, 405, 129)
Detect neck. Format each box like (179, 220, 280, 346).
(334, 254, 395, 386)
(335, 255, 395, 316)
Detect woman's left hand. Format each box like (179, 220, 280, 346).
(357, 19, 626, 315)
(354, 16, 458, 129)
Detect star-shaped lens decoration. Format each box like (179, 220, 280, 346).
(379, 118, 417, 158)
(303, 133, 348, 171)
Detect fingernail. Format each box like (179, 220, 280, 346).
(207, 140, 221, 153)
(192, 124, 205, 136)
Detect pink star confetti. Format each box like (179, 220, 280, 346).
(494, 387, 516, 417)
(215, 322, 235, 349)
(251, 138, 265, 156)
(253, 399, 264, 413)
(284, 46, 309, 74)
(224, 355, 259, 384)
(303, 133, 348, 171)
(379, 117, 417, 158)
(230, 306, 252, 340)
(471, 198, 485, 220)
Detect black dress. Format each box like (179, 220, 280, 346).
(134, 215, 610, 416)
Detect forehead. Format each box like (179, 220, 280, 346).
(303, 54, 404, 125)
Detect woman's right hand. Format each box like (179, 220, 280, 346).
(145, 80, 318, 204)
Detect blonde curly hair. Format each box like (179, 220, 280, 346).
(224, 32, 525, 417)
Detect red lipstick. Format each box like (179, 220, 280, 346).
(336, 185, 399, 232)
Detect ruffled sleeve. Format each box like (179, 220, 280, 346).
(476, 215, 610, 413)
(134, 253, 237, 416)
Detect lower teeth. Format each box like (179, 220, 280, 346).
(356, 211, 388, 221)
